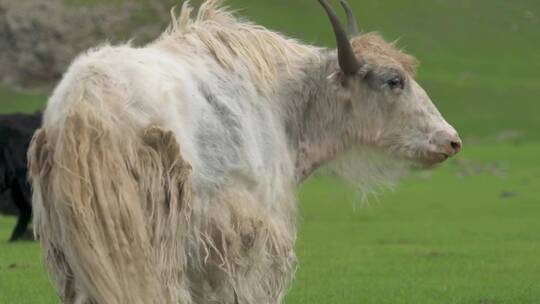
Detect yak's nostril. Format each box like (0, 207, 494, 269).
(450, 140, 462, 154)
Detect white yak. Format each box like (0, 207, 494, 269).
(28, 0, 461, 303)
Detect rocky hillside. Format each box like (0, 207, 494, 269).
(0, 0, 171, 90)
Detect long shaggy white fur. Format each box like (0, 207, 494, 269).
(29, 2, 302, 302)
(29, 100, 193, 303)
(328, 146, 409, 200)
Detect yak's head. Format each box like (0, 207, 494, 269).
(320, 0, 461, 168)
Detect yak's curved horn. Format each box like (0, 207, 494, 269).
(318, 0, 361, 75)
(339, 0, 359, 35)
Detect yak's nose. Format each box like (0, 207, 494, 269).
(450, 139, 462, 155)
(431, 130, 462, 157)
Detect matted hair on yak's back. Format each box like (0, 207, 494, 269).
(157, 0, 321, 93)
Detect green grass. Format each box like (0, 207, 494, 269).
(1, 143, 539, 303)
(0, 218, 56, 304)
(0, 86, 46, 114)
(291, 142, 540, 304)
(0, 0, 539, 303)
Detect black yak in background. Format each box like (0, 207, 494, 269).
(0, 112, 41, 241)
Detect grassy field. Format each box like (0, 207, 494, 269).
(2, 143, 539, 304)
(0, 0, 539, 303)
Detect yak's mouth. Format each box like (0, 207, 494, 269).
(377, 136, 460, 168)
(365, 141, 458, 170)
(417, 152, 450, 168)
(408, 144, 462, 169)
(390, 149, 452, 169)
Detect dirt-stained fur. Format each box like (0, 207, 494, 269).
(29, 104, 193, 303)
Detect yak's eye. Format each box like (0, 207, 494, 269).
(385, 76, 404, 90)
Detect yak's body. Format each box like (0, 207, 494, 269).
(48, 44, 296, 199)
(33, 2, 316, 303)
(29, 1, 460, 303)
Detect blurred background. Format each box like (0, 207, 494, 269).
(0, 0, 538, 303)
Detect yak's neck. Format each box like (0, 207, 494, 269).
(278, 50, 355, 183)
